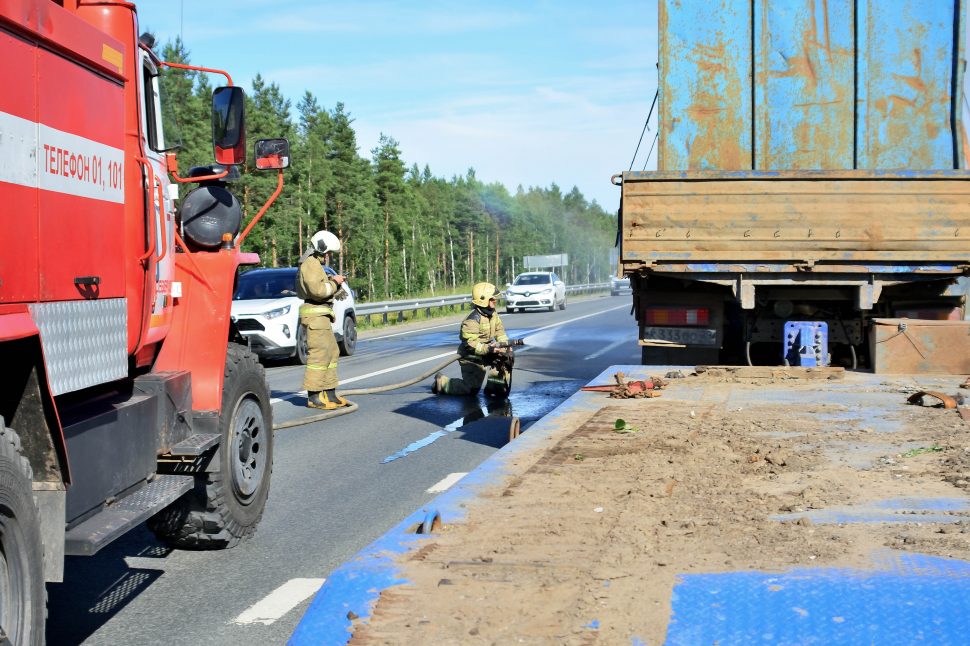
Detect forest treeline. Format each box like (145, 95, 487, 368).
(159, 39, 618, 301)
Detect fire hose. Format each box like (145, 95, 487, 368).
(272, 354, 459, 430)
(272, 341, 524, 430)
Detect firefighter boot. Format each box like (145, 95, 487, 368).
(432, 373, 448, 394)
(324, 389, 350, 408)
(307, 391, 340, 410)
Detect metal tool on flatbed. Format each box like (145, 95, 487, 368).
(580, 371, 666, 398)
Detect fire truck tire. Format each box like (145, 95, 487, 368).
(150, 344, 273, 549)
(0, 419, 46, 645)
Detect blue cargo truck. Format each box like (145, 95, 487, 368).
(618, 0, 970, 369)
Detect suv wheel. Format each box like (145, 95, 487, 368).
(295, 323, 308, 365)
(338, 315, 357, 356)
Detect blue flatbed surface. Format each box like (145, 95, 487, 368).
(291, 367, 970, 645)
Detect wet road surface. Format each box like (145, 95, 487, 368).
(47, 293, 639, 645)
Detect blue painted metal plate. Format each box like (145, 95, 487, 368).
(755, 0, 855, 169)
(659, 0, 752, 170)
(659, 1, 965, 171)
(857, 0, 962, 169)
(667, 552, 970, 645)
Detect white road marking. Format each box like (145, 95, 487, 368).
(364, 321, 455, 341)
(270, 304, 630, 405)
(583, 336, 633, 361)
(341, 350, 456, 385)
(269, 351, 454, 404)
(232, 578, 325, 626)
(526, 304, 629, 334)
(270, 392, 303, 405)
(427, 472, 468, 493)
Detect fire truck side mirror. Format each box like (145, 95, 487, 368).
(254, 138, 290, 170)
(212, 86, 246, 166)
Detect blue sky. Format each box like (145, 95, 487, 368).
(136, 1, 660, 212)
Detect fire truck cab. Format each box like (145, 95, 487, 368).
(0, 2, 288, 643)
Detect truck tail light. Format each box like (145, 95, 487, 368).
(644, 307, 710, 326)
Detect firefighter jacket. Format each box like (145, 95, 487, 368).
(457, 307, 509, 361)
(296, 256, 339, 320)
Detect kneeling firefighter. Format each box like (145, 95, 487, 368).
(298, 230, 352, 410)
(434, 282, 514, 396)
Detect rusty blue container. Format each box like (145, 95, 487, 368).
(659, 0, 966, 171)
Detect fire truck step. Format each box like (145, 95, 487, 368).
(64, 475, 194, 556)
(167, 433, 221, 457)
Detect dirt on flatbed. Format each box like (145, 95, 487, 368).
(349, 372, 970, 645)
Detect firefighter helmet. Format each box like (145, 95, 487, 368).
(472, 282, 499, 308)
(310, 230, 340, 255)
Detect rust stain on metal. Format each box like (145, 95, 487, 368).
(685, 39, 745, 170)
(757, 0, 853, 169)
(872, 319, 970, 375)
(907, 391, 957, 409)
(894, 48, 928, 94)
(865, 18, 952, 170)
(580, 372, 667, 399)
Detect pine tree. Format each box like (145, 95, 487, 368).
(295, 92, 333, 256)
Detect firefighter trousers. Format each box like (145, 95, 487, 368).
(302, 314, 339, 392)
(441, 358, 487, 396)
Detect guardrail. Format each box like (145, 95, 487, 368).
(356, 282, 610, 324)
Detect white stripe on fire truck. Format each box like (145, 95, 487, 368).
(0, 110, 125, 204)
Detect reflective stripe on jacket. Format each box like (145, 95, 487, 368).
(297, 256, 339, 320)
(458, 308, 508, 359)
(299, 303, 335, 319)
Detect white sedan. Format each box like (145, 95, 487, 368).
(504, 272, 566, 313)
(230, 267, 357, 363)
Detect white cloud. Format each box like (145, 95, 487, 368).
(350, 71, 655, 210)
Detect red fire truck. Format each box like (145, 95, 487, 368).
(0, 1, 289, 642)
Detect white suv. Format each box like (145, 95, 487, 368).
(231, 267, 357, 362)
(504, 271, 566, 312)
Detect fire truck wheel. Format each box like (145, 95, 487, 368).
(0, 420, 46, 645)
(150, 344, 273, 549)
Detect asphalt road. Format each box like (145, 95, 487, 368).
(46, 293, 639, 646)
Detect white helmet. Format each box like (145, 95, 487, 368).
(310, 230, 340, 255)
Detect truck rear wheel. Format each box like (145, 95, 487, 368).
(149, 344, 273, 549)
(0, 420, 45, 646)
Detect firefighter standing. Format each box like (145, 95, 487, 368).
(433, 282, 509, 396)
(298, 230, 351, 410)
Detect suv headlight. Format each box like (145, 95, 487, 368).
(539, 287, 553, 294)
(264, 304, 291, 319)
